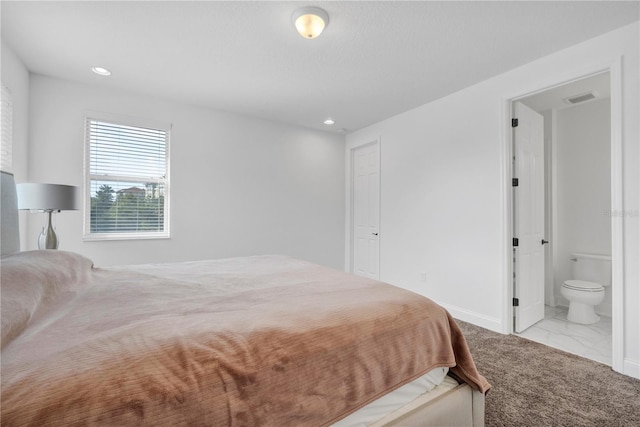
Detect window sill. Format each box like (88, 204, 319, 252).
(83, 233, 170, 242)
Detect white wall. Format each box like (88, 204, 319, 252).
(346, 22, 639, 378)
(554, 98, 611, 315)
(1, 42, 30, 250)
(24, 75, 345, 269)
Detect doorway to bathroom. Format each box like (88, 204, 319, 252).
(506, 67, 624, 370)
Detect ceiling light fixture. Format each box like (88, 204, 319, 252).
(323, 118, 335, 126)
(292, 7, 329, 39)
(91, 66, 111, 76)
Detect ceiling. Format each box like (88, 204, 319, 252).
(520, 72, 610, 113)
(2, 1, 638, 133)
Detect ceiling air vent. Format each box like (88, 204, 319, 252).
(563, 91, 598, 105)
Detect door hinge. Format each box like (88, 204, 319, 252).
(512, 238, 519, 247)
(512, 178, 519, 187)
(513, 297, 519, 307)
(512, 118, 519, 127)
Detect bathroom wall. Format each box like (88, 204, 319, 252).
(554, 98, 612, 316)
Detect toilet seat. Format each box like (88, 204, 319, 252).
(563, 279, 604, 292)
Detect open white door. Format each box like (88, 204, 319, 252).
(514, 101, 545, 333)
(352, 141, 380, 279)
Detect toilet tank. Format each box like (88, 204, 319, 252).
(571, 253, 612, 286)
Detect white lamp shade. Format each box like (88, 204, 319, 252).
(292, 7, 329, 39)
(17, 183, 79, 210)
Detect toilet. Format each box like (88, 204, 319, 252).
(561, 253, 611, 325)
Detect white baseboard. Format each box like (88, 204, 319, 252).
(437, 302, 503, 334)
(623, 358, 640, 380)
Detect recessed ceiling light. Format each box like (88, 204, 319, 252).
(323, 118, 335, 126)
(91, 66, 111, 76)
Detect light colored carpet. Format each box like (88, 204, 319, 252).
(457, 320, 640, 427)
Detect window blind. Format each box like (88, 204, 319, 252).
(1, 84, 13, 173)
(86, 118, 169, 237)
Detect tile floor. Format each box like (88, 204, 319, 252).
(515, 305, 612, 366)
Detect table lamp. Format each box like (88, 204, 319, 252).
(16, 183, 79, 249)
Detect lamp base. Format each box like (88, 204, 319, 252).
(38, 210, 59, 250)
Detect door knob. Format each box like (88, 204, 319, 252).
(372, 233, 378, 236)
(541, 239, 549, 245)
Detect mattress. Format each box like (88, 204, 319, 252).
(333, 367, 450, 426)
(113, 257, 463, 425)
(118, 258, 457, 426)
(1, 251, 489, 426)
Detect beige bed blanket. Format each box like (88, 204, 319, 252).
(1, 251, 489, 426)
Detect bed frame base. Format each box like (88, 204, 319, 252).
(376, 382, 485, 427)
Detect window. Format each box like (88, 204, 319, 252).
(1, 84, 13, 173)
(84, 115, 170, 240)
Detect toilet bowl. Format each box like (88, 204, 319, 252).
(561, 280, 604, 324)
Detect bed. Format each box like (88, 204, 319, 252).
(0, 171, 489, 426)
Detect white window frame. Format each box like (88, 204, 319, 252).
(1, 83, 13, 174)
(83, 112, 171, 241)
